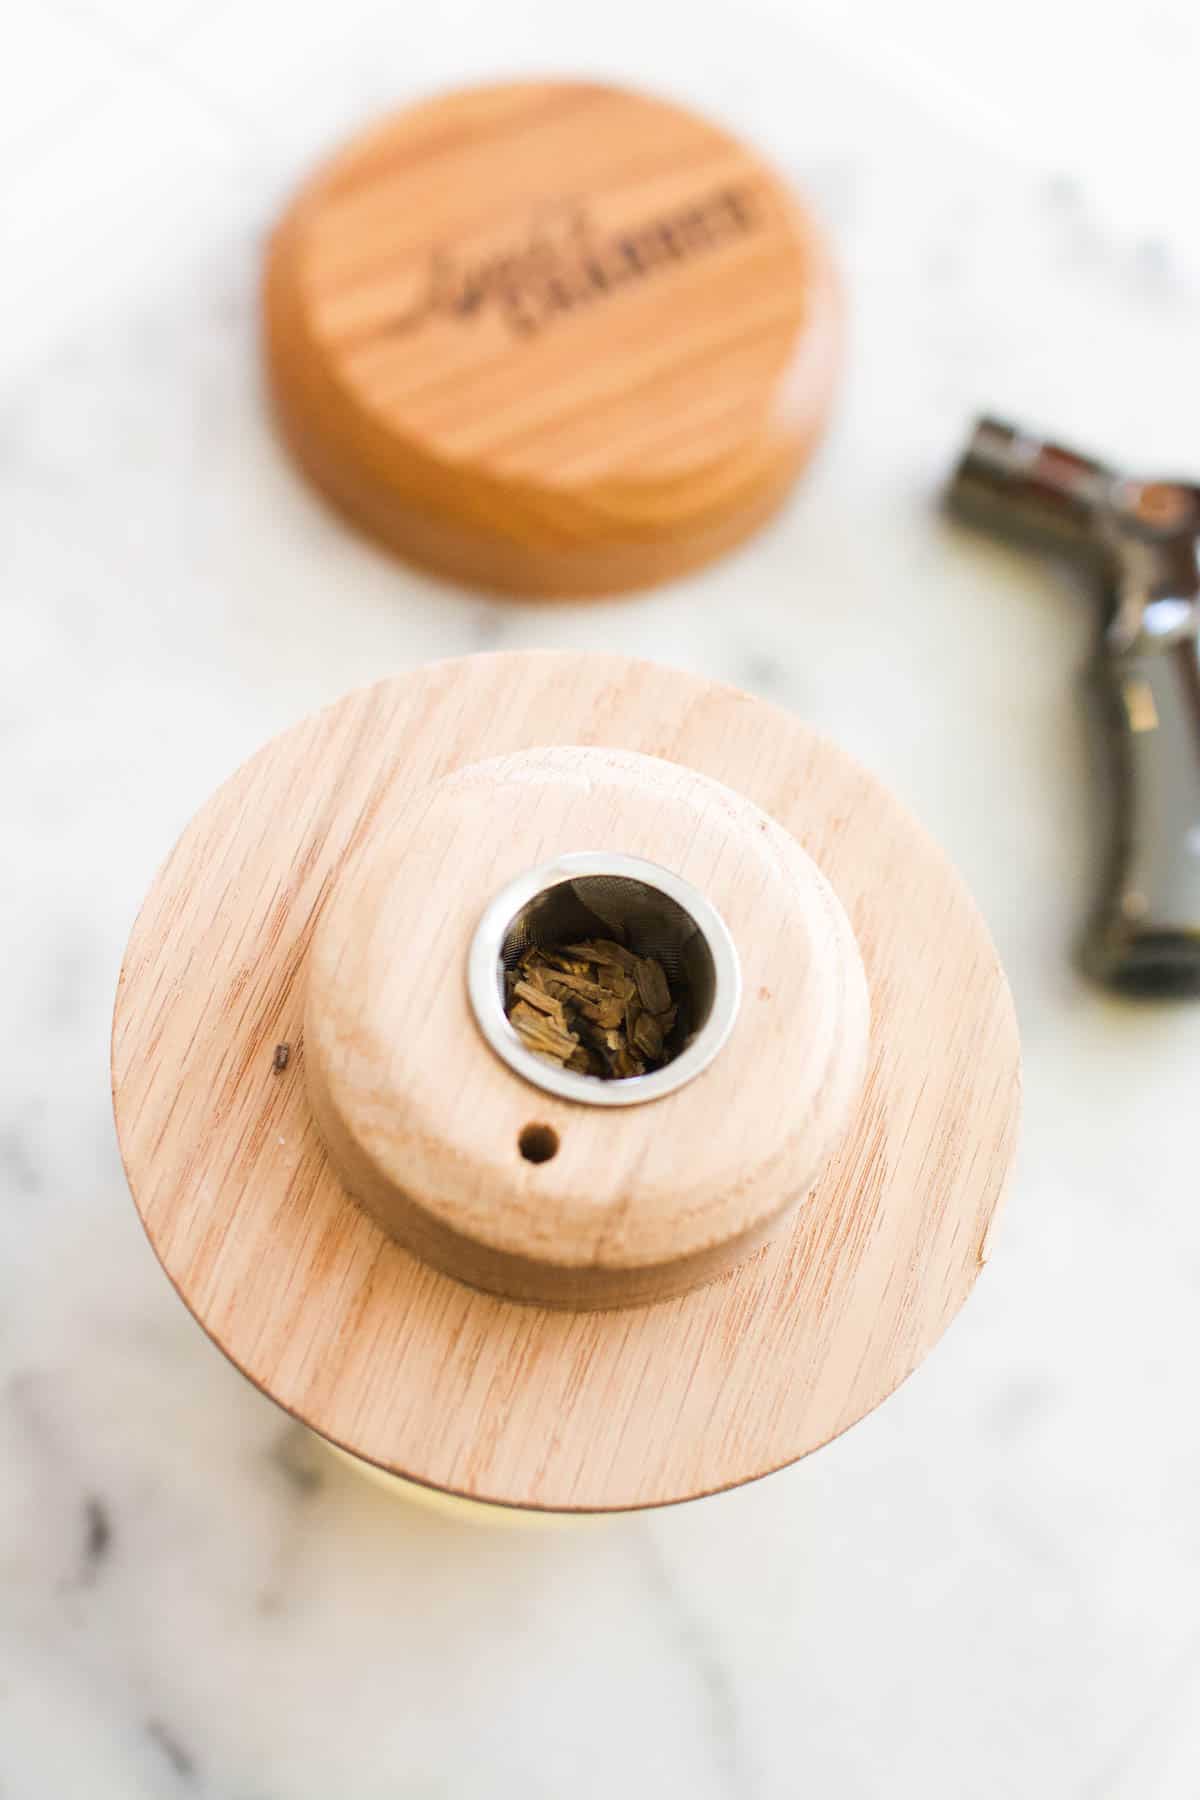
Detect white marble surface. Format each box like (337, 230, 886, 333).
(4, 3, 1200, 1795)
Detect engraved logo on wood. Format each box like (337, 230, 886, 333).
(390, 185, 763, 340)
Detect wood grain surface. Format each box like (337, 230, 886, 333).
(303, 745, 870, 1308)
(263, 81, 842, 597)
(111, 654, 1021, 1512)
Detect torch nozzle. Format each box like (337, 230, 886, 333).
(946, 416, 1113, 551)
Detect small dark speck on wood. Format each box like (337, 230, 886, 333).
(147, 1719, 196, 1782)
(83, 1495, 111, 1573)
(272, 1043, 290, 1073)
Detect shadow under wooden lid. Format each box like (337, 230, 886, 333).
(111, 654, 1021, 1513)
(262, 80, 842, 598)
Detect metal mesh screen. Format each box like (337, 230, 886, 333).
(497, 873, 717, 1047)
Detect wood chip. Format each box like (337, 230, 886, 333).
(536, 950, 595, 976)
(635, 956, 671, 1013)
(512, 979, 565, 1021)
(576, 994, 626, 1029)
(632, 1010, 664, 1060)
(564, 939, 638, 972)
(508, 998, 579, 1064)
(537, 969, 610, 1004)
(505, 942, 679, 1082)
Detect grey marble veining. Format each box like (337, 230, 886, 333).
(3, 2, 1200, 1796)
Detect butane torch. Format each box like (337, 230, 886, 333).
(947, 418, 1200, 997)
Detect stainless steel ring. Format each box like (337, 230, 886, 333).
(467, 852, 742, 1107)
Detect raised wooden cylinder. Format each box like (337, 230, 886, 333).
(112, 654, 1020, 1514)
(304, 745, 870, 1309)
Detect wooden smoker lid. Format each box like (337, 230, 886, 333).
(262, 80, 842, 598)
(111, 655, 1020, 1513)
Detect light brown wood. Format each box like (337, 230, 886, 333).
(111, 654, 1021, 1512)
(263, 81, 841, 598)
(303, 745, 870, 1307)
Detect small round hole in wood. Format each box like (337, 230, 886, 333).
(518, 1123, 559, 1164)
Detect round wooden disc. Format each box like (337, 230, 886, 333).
(111, 655, 1020, 1512)
(263, 81, 841, 598)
